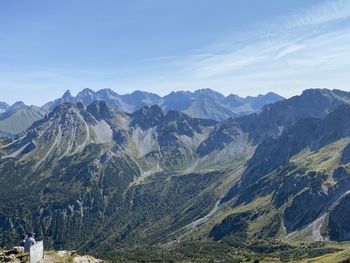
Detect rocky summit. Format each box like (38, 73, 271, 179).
(2, 88, 350, 261)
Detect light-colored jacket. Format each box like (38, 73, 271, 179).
(24, 237, 36, 250)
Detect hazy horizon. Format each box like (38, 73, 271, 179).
(1, 87, 288, 106)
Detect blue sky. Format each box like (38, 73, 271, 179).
(1, 0, 350, 105)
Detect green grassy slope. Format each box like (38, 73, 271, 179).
(0, 107, 44, 135)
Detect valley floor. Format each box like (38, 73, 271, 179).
(102, 241, 350, 263)
(295, 249, 350, 263)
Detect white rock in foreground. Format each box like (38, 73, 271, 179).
(56, 251, 103, 263)
(73, 255, 103, 263)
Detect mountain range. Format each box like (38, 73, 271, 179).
(2, 88, 350, 261)
(0, 88, 283, 138)
(42, 88, 284, 120)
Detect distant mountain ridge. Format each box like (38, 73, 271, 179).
(42, 88, 285, 121)
(0, 88, 284, 137)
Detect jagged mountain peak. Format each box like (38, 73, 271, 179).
(123, 90, 162, 103)
(244, 92, 285, 111)
(159, 109, 219, 140)
(264, 91, 283, 97)
(62, 89, 73, 100)
(245, 91, 280, 99)
(226, 94, 243, 100)
(130, 104, 165, 130)
(301, 88, 334, 96)
(0, 101, 9, 109)
(167, 90, 192, 95)
(194, 88, 226, 100)
(299, 88, 350, 104)
(134, 104, 164, 115)
(50, 102, 79, 115)
(96, 88, 119, 97)
(0, 102, 10, 115)
(86, 100, 117, 121)
(44, 103, 85, 129)
(98, 88, 115, 93)
(78, 88, 95, 96)
(76, 88, 96, 104)
(162, 108, 216, 125)
(121, 90, 162, 111)
(10, 101, 26, 110)
(197, 117, 244, 156)
(47, 101, 119, 124)
(224, 94, 246, 107)
(164, 109, 188, 120)
(129, 90, 159, 97)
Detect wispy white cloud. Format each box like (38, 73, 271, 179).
(290, 0, 350, 27)
(145, 0, 350, 97)
(275, 44, 304, 59)
(189, 1, 350, 76)
(192, 53, 265, 78)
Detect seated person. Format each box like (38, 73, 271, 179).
(19, 234, 27, 248)
(24, 233, 36, 251)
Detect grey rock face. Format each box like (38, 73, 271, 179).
(329, 195, 350, 241)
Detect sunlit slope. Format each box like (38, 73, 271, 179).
(0, 106, 45, 136)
